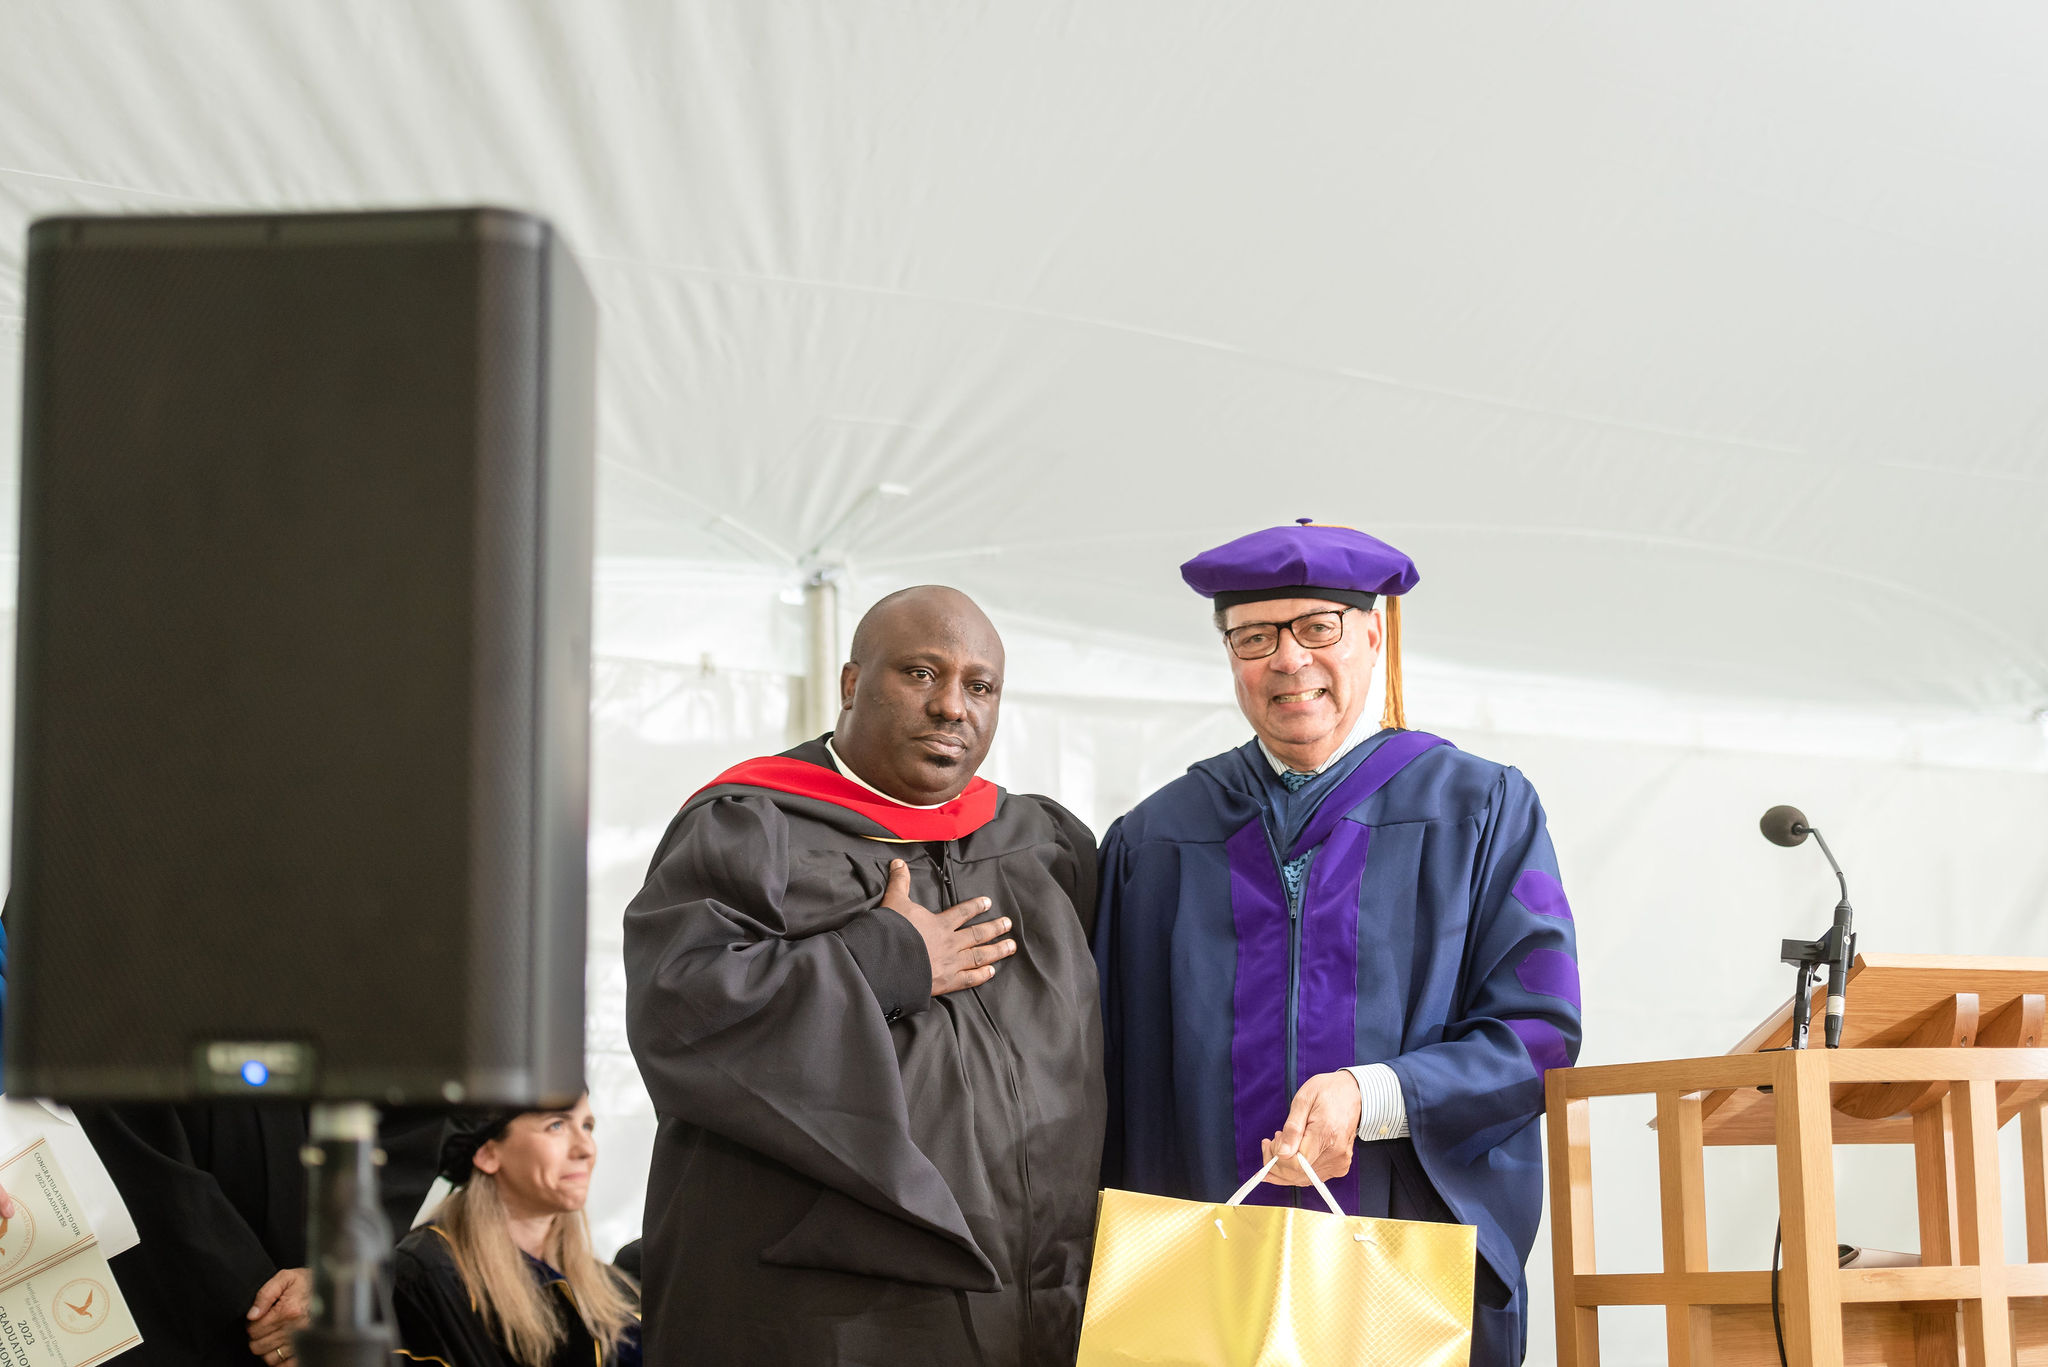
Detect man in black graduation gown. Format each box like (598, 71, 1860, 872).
(625, 586, 1105, 1366)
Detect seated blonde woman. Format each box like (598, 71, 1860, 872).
(394, 1095, 640, 1367)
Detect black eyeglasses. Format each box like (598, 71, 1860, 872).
(1222, 608, 1355, 660)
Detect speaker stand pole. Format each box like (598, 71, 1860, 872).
(294, 1102, 398, 1366)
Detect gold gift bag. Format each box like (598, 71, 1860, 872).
(1076, 1152, 1476, 1367)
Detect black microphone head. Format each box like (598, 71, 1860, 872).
(1760, 805, 1811, 847)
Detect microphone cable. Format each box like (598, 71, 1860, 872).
(1771, 1221, 1787, 1367)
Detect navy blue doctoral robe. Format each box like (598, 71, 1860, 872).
(1094, 730, 1581, 1366)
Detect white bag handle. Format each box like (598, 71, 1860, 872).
(1224, 1150, 1344, 1217)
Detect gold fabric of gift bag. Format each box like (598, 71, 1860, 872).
(1077, 1152, 1476, 1367)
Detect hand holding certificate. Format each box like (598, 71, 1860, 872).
(0, 1102, 134, 1259)
(0, 1141, 142, 1366)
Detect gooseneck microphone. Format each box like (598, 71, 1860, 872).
(1760, 805, 1856, 1049)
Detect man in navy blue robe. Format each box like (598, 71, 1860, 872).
(1093, 521, 1582, 1366)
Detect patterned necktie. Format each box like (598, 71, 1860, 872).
(1279, 770, 1315, 906)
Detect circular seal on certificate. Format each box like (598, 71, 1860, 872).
(53, 1278, 110, 1334)
(0, 1209, 35, 1277)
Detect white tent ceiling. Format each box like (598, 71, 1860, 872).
(3, 1, 2046, 727)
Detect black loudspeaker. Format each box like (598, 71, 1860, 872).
(6, 208, 595, 1106)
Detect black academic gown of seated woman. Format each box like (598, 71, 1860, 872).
(392, 1225, 641, 1367)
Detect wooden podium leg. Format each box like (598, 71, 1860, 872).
(1915, 1100, 1959, 1267)
(1914, 1099, 1962, 1366)
(2024, 1098, 2048, 1367)
(2022, 1101, 2048, 1264)
(1548, 1071, 1599, 1367)
(1954, 1079, 2012, 1367)
(1657, 1091, 1713, 1367)
(1775, 1050, 1844, 1367)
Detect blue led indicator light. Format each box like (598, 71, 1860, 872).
(241, 1060, 269, 1087)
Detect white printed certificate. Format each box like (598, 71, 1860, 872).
(0, 1141, 141, 1366)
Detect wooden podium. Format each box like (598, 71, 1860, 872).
(1545, 955, 2048, 1366)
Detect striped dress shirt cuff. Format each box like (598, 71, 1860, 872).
(1345, 1063, 1410, 1141)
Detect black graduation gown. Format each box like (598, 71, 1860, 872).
(391, 1226, 640, 1367)
(623, 738, 1106, 1367)
(71, 1103, 447, 1367)
(72, 1103, 307, 1367)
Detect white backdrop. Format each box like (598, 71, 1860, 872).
(5, 5, 2048, 1363)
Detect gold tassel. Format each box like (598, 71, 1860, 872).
(1379, 595, 1406, 732)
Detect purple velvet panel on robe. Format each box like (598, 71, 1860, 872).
(1226, 820, 1291, 1206)
(1225, 730, 1451, 1211)
(1293, 820, 1370, 1214)
(1286, 731, 1448, 861)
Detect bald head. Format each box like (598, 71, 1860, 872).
(833, 586, 1005, 804)
(848, 586, 1002, 670)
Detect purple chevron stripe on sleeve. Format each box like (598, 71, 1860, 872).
(1514, 948, 1581, 1010)
(1505, 1017, 1571, 1076)
(1511, 868, 1571, 920)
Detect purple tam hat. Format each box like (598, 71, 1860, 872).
(1179, 519, 1418, 611)
(1183, 519, 1419, 729)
